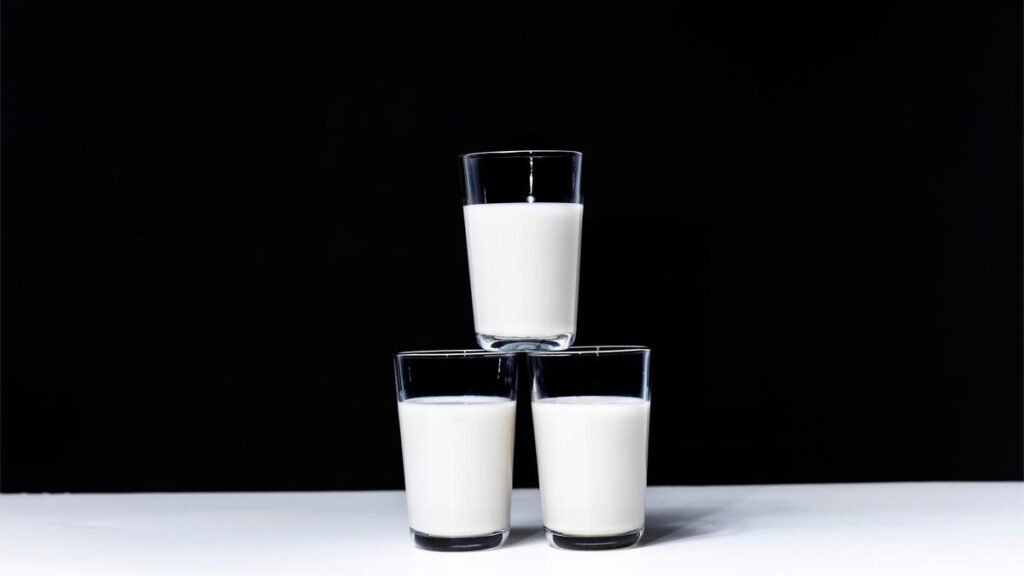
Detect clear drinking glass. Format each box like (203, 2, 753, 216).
(394, 350, 518, 551)
(461, 150, 583, 351)
(528, 346, 652, 550)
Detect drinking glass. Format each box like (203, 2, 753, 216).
(394, 349, 518, 551)
(528, 346, 651, 550)
(461, 150, 583, 351)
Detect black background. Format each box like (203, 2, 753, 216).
(2, 1, 1021, 492)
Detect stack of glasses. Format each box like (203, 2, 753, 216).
(394, 151, 652, 552)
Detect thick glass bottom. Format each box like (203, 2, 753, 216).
(410, 528, 509, 551)
(544, 527, 644, 551)
(475, 332, 575, 351)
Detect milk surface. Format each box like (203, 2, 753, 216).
(463, 202, 583, 339)
(532, 395, 650, 536)
(398, 396, 516, 537)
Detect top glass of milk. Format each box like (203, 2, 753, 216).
(461, 150, 583, 351)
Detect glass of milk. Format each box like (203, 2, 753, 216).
(394, 349, 519, 551)
(528, 346, 651, 550)
(461, 150, 583, 351)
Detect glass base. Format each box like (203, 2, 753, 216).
(544, 527, 644, 551)
(475, 332, 575, 351)
(410, 528, 509, 551)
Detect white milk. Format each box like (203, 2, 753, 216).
(398, 396, 516, 537)
(463, 202, 583, 339)
(532, 396, 651, 536)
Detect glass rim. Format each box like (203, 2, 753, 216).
(526, 345, 649, 357)
(395, 349, 519, 359)
(460, 150, 582, 160)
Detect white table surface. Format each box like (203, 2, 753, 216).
(1, 483, 1022, 575)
